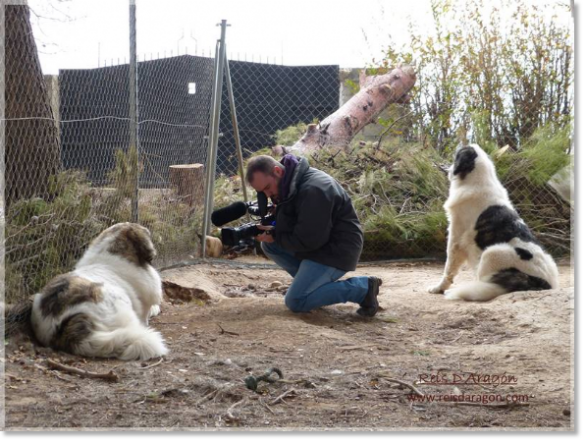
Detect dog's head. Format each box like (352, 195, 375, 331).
(449, 144, 496, 183)
(88, 222, 157, 268)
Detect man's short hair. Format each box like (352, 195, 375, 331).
(246, 155, 284, 184)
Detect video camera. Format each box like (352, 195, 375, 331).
(211, 192, 276, 247)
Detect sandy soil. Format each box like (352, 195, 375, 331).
(3, 259, 574, 430)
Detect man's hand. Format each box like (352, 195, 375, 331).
(255, 225, 275, 243)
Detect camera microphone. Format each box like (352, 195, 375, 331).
(211, 201, 249, 227)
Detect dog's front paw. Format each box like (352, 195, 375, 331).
(148, 304, 161, 318)
(427, 284, 445, 294)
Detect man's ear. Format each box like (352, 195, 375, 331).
(273, 166, 285, 178)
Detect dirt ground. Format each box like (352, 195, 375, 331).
(3, 259, 574, 431)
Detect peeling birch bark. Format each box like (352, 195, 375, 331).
(274, 65, 416, 155)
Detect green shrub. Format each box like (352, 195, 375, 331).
(4, 171, 109, 302)
(246, 120, 571, 260)
(4, 147, 205, 302)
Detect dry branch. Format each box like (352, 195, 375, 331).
(46, 359, 120, 382)
(339, 344, 376, 351)
(138, 357, 164, 370)
(195, 382, 240, 406)
(270, 388, 296, 405)
(226, 398, 246, 420)
(35, 362, 74, 383)
(378, 375, 424, 397)
(217, 323, 240, 336)
(260, 399, 276, 415)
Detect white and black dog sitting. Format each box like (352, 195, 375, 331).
(31, 223, 168, 360)
(428, 144, 559, 301)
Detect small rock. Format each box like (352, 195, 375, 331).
(270, 281, 283, 288)
(563, 409, 570, 416)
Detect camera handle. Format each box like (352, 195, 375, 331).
(257, 191, 269, 218)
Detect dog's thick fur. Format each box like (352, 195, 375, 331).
(31, 223, 168, 360)
(428, 144, 559, 301)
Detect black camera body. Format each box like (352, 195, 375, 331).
(213, 192, 276, 247)
(220, 215, 275, 247)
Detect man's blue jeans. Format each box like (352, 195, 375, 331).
(261, 242, 369, 313)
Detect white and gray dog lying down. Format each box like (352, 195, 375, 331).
(31, 223, 168, 360)
(428, 144, 559, 302)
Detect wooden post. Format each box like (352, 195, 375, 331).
(169, 163, 205, 207)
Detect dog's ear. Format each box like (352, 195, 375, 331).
(453, 146, 479, 180)
(108, 224, 156, 267)
(128, 226, 156, 266)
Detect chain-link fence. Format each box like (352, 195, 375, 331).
(212, 62, 573, 262)
(3, 4, 218, 302)
(1, 5, 344, 303)
(2, 3, 573, 304)
(58, 54, 216, 266)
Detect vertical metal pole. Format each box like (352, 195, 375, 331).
(129, 0, 140, 223)
(201, 43, 220, 258)
(201, 20, 229, 258)
(224, 48, 248, 203)
(0, 6, 7, 414)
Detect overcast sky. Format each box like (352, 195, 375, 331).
(28, 0, 448, 74)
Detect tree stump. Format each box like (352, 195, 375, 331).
(169, 164, 205, 207)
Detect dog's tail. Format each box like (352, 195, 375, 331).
(446, 268, 553, 302)
(81, 325, 169, 361)
(444, 281, 508, 302)
(3, 297, 35, 338)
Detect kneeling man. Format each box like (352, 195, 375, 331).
(246, 154, 382, 317)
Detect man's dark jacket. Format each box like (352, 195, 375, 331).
(273, 156, 364, 271)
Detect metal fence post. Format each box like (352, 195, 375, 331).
(0, 1, 6, 382)
(224, 48, 248, 203)
(129, 0, 139, 223)
(201, 19, 229, 258)
(201, 42, 220, 258)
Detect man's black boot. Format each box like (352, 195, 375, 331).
(357, 276, 382, 317)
